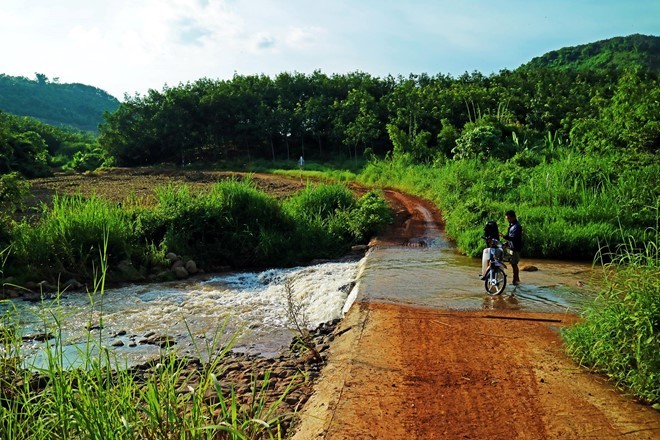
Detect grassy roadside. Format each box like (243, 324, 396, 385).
(563, 227, 659, 406)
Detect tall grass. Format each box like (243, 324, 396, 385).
(358, 154, 656, 259)
(9, 195, 134, 281)
(282, 183, 391, 260)
(562, 223, 659, 404)
(4, 177, 391, 285)
(138, 178, 292, 268)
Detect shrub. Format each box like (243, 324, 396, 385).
(144, 179, 292, 268)
(563, 230, 660, 404)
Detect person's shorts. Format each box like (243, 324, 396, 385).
(510, 250, 521, 265)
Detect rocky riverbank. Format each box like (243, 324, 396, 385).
(4, 318, 341, 436)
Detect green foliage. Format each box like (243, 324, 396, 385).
(522, 34, 660, 73)
(4, 179, 391, 283)
(0, 172, 30, 246)
(563, 229, 660, 404)
(282, 183, 390, 259)
(358, 150, 657, 260)
(452, 125, 504, 160)
(0, 172, 30, 214)
(0, 73, 119, 132)
(143, 178, 293, 267)
(0, 110, 101, 177)
(338, 189, 393, 242)
(94, 35, 657, 168)
(9, 195, 135, 280)
(283, 182, 354, 219)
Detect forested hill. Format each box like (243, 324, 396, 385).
(521, 34, 659, 72)
(0, 73, 120, 132)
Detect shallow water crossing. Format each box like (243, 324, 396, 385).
(355, 241, 598, 313)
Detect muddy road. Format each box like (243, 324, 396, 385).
(293, 191, 659, 439)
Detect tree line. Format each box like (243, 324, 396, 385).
(99, 67, 658, 167)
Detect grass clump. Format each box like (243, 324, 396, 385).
(10, 194, 135, 281)
(134, 178, 292, 268)
(283, 183, 391, 261)
(562, 226, 659, 405)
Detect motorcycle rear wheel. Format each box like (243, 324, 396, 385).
(484, 267, 507, 295)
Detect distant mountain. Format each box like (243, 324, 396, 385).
(0, 73, 120, 132)
(520, 34, 660, 73)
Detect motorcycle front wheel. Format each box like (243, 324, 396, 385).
(484, 267, 507, 295)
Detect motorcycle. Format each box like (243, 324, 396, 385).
(480, 221, 511, 295)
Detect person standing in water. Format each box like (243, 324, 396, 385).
(502, 210, 523, 285)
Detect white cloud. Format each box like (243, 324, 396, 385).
(285, 26, 324, 49)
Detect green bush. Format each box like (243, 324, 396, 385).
(138, 179, 292, 268)
(563, 232, 660, 404)
(283, 183, 391, 261)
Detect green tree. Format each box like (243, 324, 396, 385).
(340, 89, 381, 162)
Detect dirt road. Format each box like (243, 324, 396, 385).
(293, 191, 659, 439)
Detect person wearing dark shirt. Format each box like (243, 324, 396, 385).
(503, 210, 523, 285)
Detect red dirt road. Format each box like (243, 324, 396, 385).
(293, 191, 660, 439)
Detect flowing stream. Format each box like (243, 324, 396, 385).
(2, 226, 600, 369)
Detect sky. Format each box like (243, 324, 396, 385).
(1, 0, 658, 100)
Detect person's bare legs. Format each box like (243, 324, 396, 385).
(512, 263, 520, 285)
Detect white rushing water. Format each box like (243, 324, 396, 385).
(3, 259, 364, 368)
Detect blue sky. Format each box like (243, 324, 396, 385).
(1, 0, 658, 99)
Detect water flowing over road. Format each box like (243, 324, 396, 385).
(293, 189, 660, 440)
(351, 189, 597, 313)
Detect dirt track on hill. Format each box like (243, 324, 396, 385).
(292, 191, 660, 439)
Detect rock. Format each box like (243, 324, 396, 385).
(22, 292, 45, 302)
(173, 266, 189, 279)
(166, 252, 179, 262)
(149, 270, 172, 281)
(22, 332, 54, 342)
(171, 260, 185, 270)
(62, 278, 84, 291)
(139, 334, 176, 348)
(112, 340, 125, 347)
(4, 286, 22, 298)
(185, 260, 198, 274)
(117, 260, 146, 282)
(37, 281, 56, 292)
(351, 244, 369, 252)
(521, 265, 539, 272)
